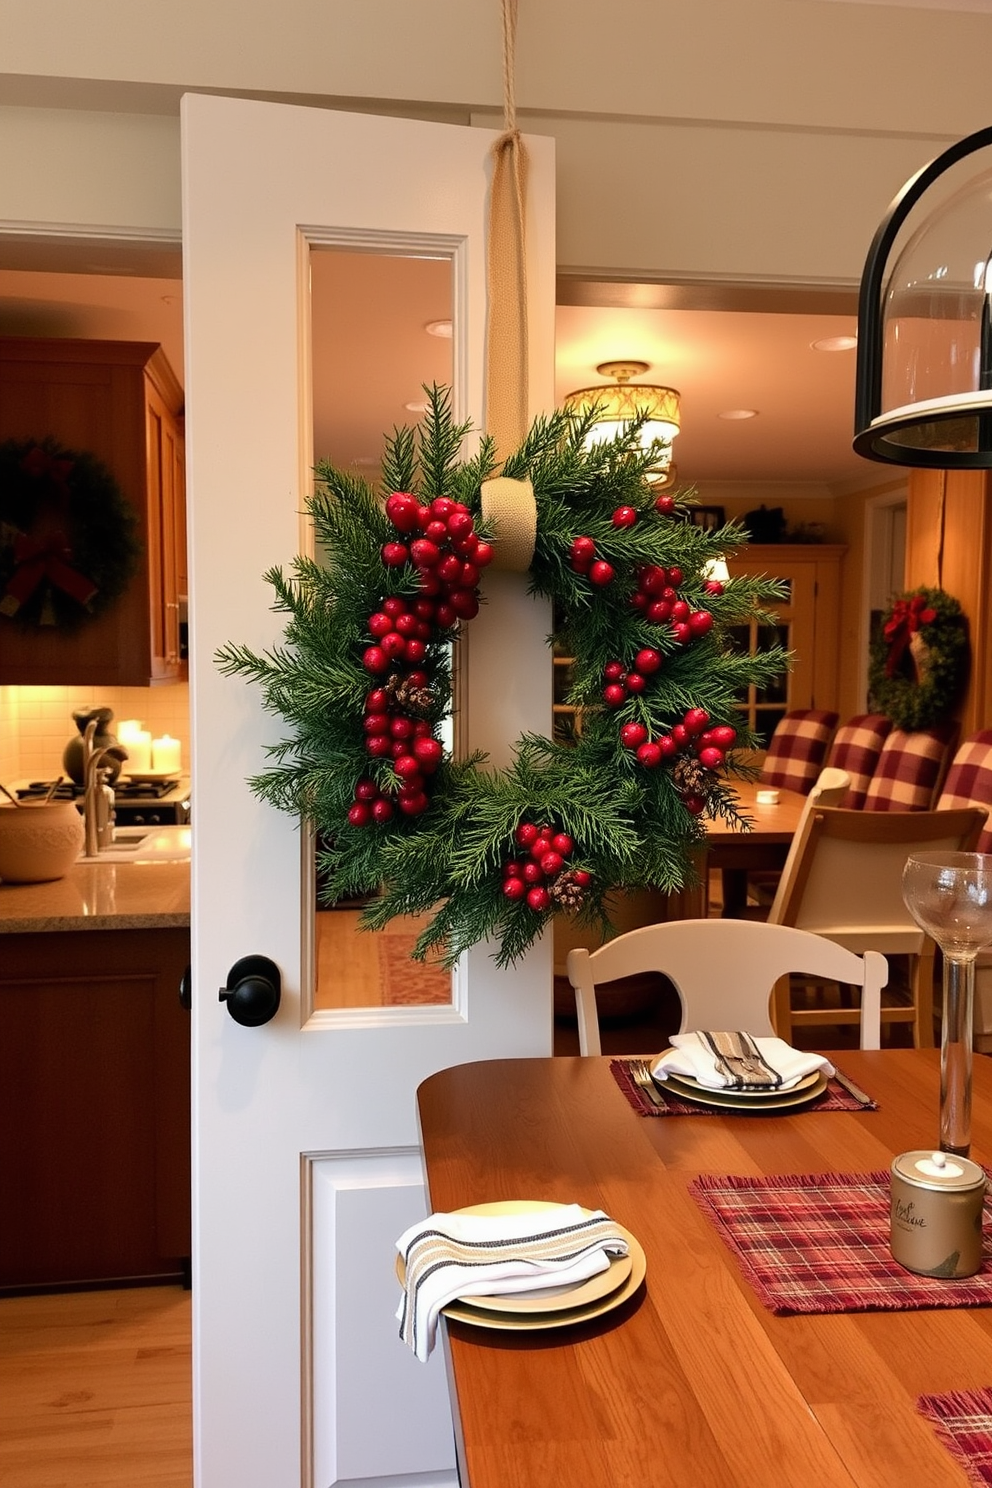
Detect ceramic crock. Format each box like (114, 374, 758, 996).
(0, 801, 85, 883)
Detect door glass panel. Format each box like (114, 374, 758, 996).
(308, 246, 453, 1011)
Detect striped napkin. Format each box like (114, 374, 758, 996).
(652, 1033, 835, 1091)
(395, 1205, 630, 1361)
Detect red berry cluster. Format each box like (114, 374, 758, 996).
(617, 708, 736, 772)
(629, 564, 713, 645)
(568, 534, 615, 588)
(350, 491, 494, 827)
(359, 679, 444, 818)
(567, 494, 678, 587)
(376, 491, 493, 627)
(601, 647, 663, 706)
(502, 822, 590, 913)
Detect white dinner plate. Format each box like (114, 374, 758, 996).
(660, 1069, 829, 1112)
(656, 1065, 824, 1101)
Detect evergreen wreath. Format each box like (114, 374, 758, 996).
(868, 586, 969, 731)
(217, 387, 788, 968)
(0, 437, 140, 630)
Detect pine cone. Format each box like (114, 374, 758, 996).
(671, 755, 713, 798)
(549, 870, 586, 912)
(386, 676, 436, 714)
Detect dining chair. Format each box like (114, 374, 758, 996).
(936, 732, 992, 1050)
(936, 730, 992, 852)
(824, 713, 892, 808)
(565, 917, 884, 1057)
(862, 722, 958, 811)
(730, 765, 852, 917)
(759, 709, 840, 795)
(767, 803, 985, 1045)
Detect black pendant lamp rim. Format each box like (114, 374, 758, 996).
(855, 123, 992, 466)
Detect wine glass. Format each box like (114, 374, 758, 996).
(902, 851, 992, 1156)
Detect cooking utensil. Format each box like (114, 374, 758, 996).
(0, 781, 24, 807)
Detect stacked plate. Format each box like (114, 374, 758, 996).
(659, 1066, 829, 1112)
(396, 1200, 647, 1333)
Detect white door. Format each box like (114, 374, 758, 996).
(182, 94, 555, 1488)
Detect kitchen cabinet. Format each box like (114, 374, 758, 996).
(551, 544, 846, 748)
(725, 543, 845, 746)
(0, 925, 190, 1290)
(0, 337, 186, 686)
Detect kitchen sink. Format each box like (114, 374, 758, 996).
(77, 825, 192, 863)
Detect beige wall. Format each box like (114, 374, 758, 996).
(1, 683, 190, 785)
(4, 0, 992, 287)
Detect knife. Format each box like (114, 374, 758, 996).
(832, 1068, 874, 1106)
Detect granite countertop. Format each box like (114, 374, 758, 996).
(0, 857, 190, 933)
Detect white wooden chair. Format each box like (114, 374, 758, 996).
(767, 804, 985, 1046)
(565, 918, 885, 1056)
(735, 765, 852, 916)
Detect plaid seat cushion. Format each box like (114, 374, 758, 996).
(863, 722, 958, 811)
(825, 713, 892, 809)
(937, 730, 992, 853)
(760, 710, 838, 795)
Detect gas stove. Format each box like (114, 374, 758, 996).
(17, 778, 191, 826)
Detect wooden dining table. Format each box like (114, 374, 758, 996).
(704, 778, 808, 915)
(417, 1048, 992, 1488)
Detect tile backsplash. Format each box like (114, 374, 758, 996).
(0, 683, 190, 784)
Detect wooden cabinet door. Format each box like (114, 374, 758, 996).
(0, 337, 185, 686)
(727, 544, 844, 744)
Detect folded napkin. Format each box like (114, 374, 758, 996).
(395, 1205, 630, 1361)
(652, 1033, 835, 1092)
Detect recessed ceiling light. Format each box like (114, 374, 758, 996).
(405, 400, 431, 413)
(425, 320, 452, 339)
(717, 408, 758, 421)
(811, 335, 857, 352)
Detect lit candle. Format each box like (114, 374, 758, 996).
(124, 730, 152, 773)
(151, 735, 182, 775)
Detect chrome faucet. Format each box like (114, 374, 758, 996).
(82, 719, 128, 857)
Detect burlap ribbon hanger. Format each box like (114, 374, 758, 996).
(481, 0, 536, 573)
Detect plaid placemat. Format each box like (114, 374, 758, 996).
(918, 1386, 992, 1486)
(691, 1169, 992, 1315)
(610, 1058, 877, 1117)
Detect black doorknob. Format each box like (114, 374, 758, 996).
(219, 954, 281, 1027)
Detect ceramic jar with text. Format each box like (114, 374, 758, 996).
(890, 1149, 987, 1277)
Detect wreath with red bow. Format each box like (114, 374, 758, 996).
(868, 586, 969, 731)
(0, 437, 140, 630)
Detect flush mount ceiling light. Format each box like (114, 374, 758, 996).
(562, 360, 681, 483)
(717, 408, 758, 421)
(855, 124, 992, 466)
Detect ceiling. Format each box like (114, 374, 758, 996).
(0, 251, 870, 489)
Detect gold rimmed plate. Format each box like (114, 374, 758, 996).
(656, 1064, 823, 1099)
(659, 1069, 829, 1112)
(395, 1200, 646, 1331)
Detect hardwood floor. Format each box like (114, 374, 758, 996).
(0, 1286, 191, 1488)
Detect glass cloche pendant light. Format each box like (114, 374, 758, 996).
(855, 124, 992, 466)
(563, 360, 681, 485)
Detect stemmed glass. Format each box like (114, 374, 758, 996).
(902, 852, 992, 1156)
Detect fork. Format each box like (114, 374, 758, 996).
(628, 1060, 668, 1111)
